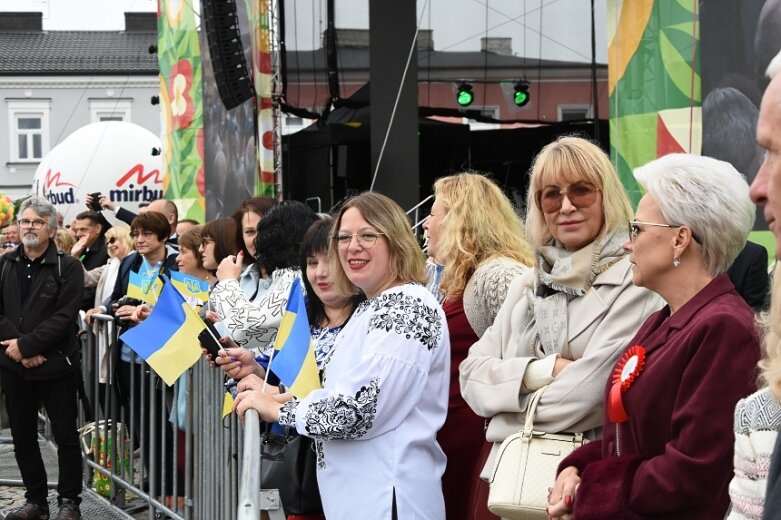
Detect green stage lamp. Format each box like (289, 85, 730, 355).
(513, 82, 530, 107)
(456, 83, 474, 107)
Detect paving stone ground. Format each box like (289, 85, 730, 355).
(0, 430, 150, 520)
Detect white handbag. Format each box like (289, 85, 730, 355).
(487, 385, 588, 519)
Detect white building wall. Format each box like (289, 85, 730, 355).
(0, 75, 159, 199)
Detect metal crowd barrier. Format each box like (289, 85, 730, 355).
(40, 314, 253, 520)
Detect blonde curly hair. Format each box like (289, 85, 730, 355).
(431, 172, 533, 301)
(759, 267, 781, 397)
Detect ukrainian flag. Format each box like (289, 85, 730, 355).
(269, 277, 321, 398)
(126, 257, 163, 303)
(119, 277, 205, 386)
(170, 270, 209, 302)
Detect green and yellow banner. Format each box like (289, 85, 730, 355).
(157, 0, 206, 221)
(608, 0, 700, 206)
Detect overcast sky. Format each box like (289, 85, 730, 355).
(1, 0, 607, 63)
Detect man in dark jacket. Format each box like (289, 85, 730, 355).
(70, 210, 109, 310)
(0, 198, 84, 520)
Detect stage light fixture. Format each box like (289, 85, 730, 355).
(150, 95, 160, 105)
(513, 82, 530, 107)
(148, 44, 158, 54)
(151, 147, 162, 156)
(456, 83, 474, 107)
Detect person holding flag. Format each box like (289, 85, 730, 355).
(209, 201, 317, 357)
(106, 210, 179, 498)
(216, 218, 361, 383)
(234, 193, 450, 520)
(219, 218, 362, 518)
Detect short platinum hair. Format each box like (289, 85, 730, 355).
(18, 197, 58, 234)
(633, 154, 754, 276)
(768, 48, 781, 79)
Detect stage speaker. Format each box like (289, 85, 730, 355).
(202, 0, 254, 110)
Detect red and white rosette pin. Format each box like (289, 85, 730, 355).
(608, 345, 646, 423)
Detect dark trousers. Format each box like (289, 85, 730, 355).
(1, 367, 82, 506)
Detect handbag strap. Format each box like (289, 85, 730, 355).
(522, 385, 548, 436)
(521, 385, 585, 444)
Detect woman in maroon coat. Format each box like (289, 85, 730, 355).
(547, 154, 762, 519)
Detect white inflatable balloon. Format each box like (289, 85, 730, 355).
(33, 121, 163, 222)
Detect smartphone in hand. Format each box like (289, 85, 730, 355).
(89, 192, 103, 212)
(199, 318, 223, 360)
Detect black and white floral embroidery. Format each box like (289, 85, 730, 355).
(365, 292, 442, 351)
(278, 399, 299, 427)
(314, 439, 325, 469)
(303, 379, 380, 441)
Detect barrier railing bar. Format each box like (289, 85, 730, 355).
(236, 410, 261, 520)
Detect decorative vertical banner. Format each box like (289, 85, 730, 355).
(157, 0, 206, 222)
(246, 0, 276, 196)
(607, 0, 700, 206)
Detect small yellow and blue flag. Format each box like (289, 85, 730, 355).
(222, 392, 234, 419)
(119, 276, 205, 386)
(268, 277, 321, 398)
(170, 270, 209, 303)
(126, 257, 162, 303)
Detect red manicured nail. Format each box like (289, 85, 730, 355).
(564, 495, 572, 507)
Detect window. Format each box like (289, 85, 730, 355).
(89, 99, 132, 123)
(558, 105, 593, 122)
(463, 106, 500, 131)
(7, 100, 50, 163)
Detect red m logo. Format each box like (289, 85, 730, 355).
(43, 169, 76, 189)
(115, 164, 162, 187)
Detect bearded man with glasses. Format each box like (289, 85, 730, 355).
(0, 197, 84, 520)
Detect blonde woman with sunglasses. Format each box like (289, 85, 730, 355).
(460, 136, 662, 509)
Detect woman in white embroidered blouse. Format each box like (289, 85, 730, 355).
(209, 201, 317, 355)
(234, 192, 450, 520)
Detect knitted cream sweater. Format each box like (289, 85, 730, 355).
(728, 387, 781, 520)
(462, 257, 529, 338)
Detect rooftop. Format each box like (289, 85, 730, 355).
(0, 12, 158, 76)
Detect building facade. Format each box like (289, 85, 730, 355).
(0, 12, 159, 200)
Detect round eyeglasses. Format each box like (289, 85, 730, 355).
(333, 231, 385, 249)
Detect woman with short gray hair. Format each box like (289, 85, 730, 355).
(548, 153, 761, 519)
(634, 153, 756, 276)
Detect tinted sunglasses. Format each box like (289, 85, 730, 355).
(105, 237, 116, 245)
(534, 182, 600, 214)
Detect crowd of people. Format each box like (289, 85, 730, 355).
(3, 47, 781, 520)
